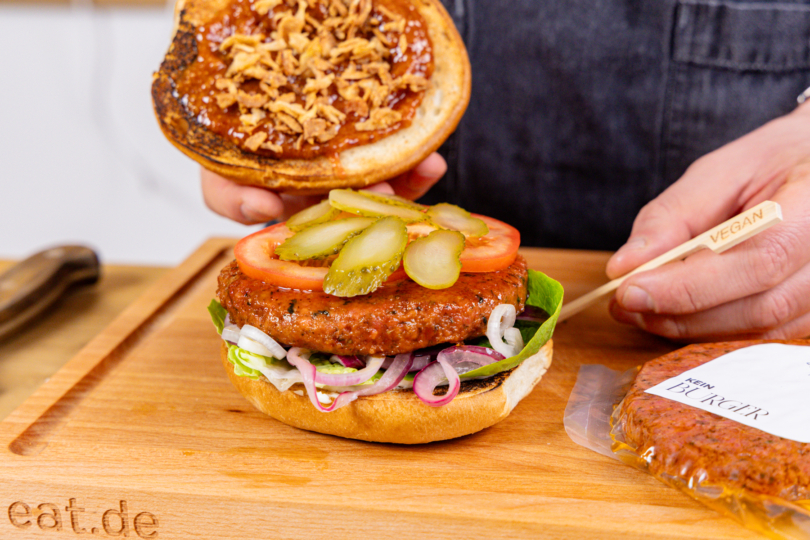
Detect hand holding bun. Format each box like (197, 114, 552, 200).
(201, 152, 447, 224)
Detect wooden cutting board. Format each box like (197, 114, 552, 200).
(0, 240, 762, 539)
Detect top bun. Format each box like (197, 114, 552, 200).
(152, 0, 471, 195)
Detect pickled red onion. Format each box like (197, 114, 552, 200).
(412, 357, 460, 407)
(412, 345, 503, 406)
(382, 354, 433, 372)
(286, 348, 413, 412)
(439, 345, 505, 364)
(516, 305, 546, 323)
(314, 356, 385, 387)
(330, 355, 366, 369)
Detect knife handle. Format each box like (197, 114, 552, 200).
(0, 246, 100, 341)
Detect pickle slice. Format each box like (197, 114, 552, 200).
(426, 203, 489, 237)
(329, 189, 427, 223)
(286, 199, 340, 231)
(324, 216, 408, 297)
(365, 191, 428, 211)
(275, 217, 375, 261)
(403, 229, 465, 289)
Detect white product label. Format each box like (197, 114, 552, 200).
(644, 344, 810, 443)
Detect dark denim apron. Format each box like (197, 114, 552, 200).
(424, 0, 810, 249)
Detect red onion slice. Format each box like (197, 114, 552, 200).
(382, 353, 434, 372)
(330, 355, 366, 369)
(440, 345, 505, 364)
(413, 357, 461, 407)
(313, 356, 385, 387)
(285, 348, 324, 411)
(516, 305, 546, 323)
(349, 353, 413, 397)
(286, 349, 412, 412)
(412, 346, 503, 407)
(411, 355, 435, 372)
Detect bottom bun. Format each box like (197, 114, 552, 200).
(221, 340, 553, 444)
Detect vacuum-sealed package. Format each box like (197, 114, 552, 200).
(565, 340, 810, 540)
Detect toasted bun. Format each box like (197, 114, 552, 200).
(152, 0, 471, 195)
(221, 340, 553, 444)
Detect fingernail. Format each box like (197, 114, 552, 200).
(621, 285, 655, 312)
(240, 202, 273, 223)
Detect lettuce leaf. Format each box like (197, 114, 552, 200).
(208, 299, 228, 334)
(460, 269, 563, 380)
(227, 345, 264, 379)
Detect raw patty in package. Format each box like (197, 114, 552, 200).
(610, 340, 810, 540)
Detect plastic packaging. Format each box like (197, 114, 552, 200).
(565, 359, 810, 540)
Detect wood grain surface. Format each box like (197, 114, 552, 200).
(0, 241, 764, 539)
(0, 260, 168, 422)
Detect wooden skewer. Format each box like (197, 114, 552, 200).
(558, 200, 784, 322)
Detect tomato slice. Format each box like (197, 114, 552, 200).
(459, 215, 520, 272)
(235, 223, 322, 290)
(234, 223, 406, 291)
(234, 214, 520, 290)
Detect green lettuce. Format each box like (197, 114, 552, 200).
(227, 345, 265, 379)
(460, 269, 563, 380)
(208, 299, 228, 334)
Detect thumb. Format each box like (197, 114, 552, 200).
(606, 141, 757, 279)
(606, 193, 707, 280)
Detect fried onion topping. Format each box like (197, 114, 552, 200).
(212, 0, 430, 153)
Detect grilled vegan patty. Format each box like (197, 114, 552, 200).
(217, 256, 528, 356)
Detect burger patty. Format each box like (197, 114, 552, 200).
(217, 256, 528, 356)
(617, 340, 810, 500)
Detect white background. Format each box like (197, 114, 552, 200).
(0, 3, 260, 266)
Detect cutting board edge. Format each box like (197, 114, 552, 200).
(1, 238, 236, 454)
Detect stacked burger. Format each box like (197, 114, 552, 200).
(154, 0, 562, 443)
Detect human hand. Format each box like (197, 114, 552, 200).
(201, 152, 447, 225)
(606, 103, 810, 341)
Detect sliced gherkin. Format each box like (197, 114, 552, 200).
(275, 217, 375, 261)
(329, 189, 427, 223)
(365, 191, 428, 211)
(324, 216, 408, 297)
(286, 199, 341, 231)
(426, 203, 489, 237)
(403, 229, 465, 289)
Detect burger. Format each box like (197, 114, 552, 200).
(151, 0, 471, 194)
(208, 190, 563, 443)
(152, 0, 562, 443)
